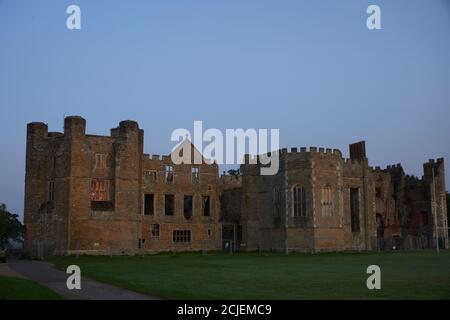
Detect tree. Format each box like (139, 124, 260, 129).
(0, 203, 24, 249)
(447, 192, 450, 237)
(227, 169, 240, 176)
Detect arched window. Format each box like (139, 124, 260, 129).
(292, 186, 307, 217)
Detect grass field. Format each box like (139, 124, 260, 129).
(0, 276, 63, 300)
(48, 250, 450, 300)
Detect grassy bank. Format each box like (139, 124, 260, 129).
(0, 276, 63, 300)
(48, 250, 450, 299)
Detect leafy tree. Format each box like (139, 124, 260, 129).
(227, 169, 240, 176)
(0, 203, 24, 249)
(447, 192, 450, 237)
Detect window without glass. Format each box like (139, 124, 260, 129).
(165, 165, 174, 183)
(421, 211, 428, 227)
(350, 188, 360, 232)
(94, 153, 107, 170)
(192, 167, 200, 183)
(144, 194, 154, 215)
(375, 187, 383, 199)
(165, 194, 174, 216)
(151, 224, 160, 238)
(48, 181, 55, 201)
(202, 196, 211, 216)
(321, 186, 333, 217)
(183, 195, 193, 220)
(91, 180, 109, 201)
(237, 225, 243, 242)
(293, 186, 306, 217)
(173, 230, 191, 243)
(144, 170, 157, 182)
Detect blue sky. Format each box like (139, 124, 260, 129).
(1, 0, 450, 219)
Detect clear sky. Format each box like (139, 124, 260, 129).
(1, 0, 449, 219)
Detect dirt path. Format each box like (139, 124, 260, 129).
(6, 259, 157, 300)
(0, 263, 26, 279)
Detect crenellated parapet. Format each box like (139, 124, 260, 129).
(64, 115, 86, 137)
(423, 158, 446, 190)
(242, 146, 344, 166)
(424, 158, 445, 174)
(27, 122, 48, 145)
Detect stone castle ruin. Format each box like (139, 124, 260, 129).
(24, 116, 448, 257)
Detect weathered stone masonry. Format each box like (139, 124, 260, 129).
(24, 117, 448, 257)
(24, 116, 221, 257)
(220, 142, 449, 252)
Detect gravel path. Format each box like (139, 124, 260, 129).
(6, 259, 157, 300)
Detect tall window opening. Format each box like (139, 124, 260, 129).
(144, 194, 154, 215)
(165, 194, 174, 216)
(321, 186, 333, 217)
(350, 188, 360, 232)
(48, 181, 55, 201)
(94, 153, 107, 170)
(151, 224, 160, 238)
(293, 186, 306, 217)
(183, 195, 193, 220)
(165, 165, 174, 183)
(202, 196, 211, 216)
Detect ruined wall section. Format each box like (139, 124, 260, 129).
(239, 155, 270, 251)
(257, 150, 289, 251)
(403, 174, 431, 248)
(281, 148, 315, 252)
(423, 158, 448, 249)
(24, 123, 69, 257)
(66, 118, 143, 254)
(219, 175, 242, 224)
(342, 157, 376, 251)
(310, 148, 345, 251)
(238, 145, 377, 253)
(141, 154, 221, 252)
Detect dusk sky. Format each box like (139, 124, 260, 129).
(1, 0, 449, 220)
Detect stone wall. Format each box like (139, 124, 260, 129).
(24, 116, 222, 257)
(220, 141, 448, 253)
(24, 118, 448, 257)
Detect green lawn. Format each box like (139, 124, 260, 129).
(0, 276, 63, 300)
(48, 250, 450, 300)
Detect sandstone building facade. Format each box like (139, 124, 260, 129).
(221, 143, 449, 252)
(24, 116, 221, 257)
(24, 117, 448, 257)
